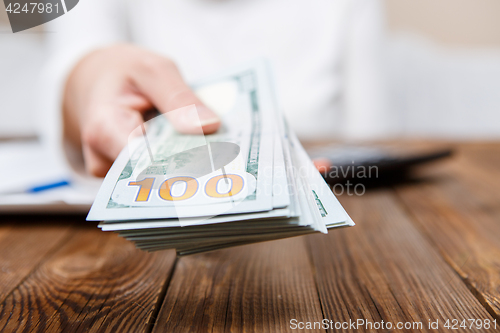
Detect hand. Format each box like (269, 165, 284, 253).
(63, 44, 220, 177)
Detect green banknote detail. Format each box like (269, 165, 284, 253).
(106, 70, 262, 209)
(313, 190, 328, 217)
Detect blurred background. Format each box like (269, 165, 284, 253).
(1, 0, 500, 140)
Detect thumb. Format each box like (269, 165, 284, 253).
(130, 57, 220, 134)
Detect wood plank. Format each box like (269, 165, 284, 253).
(395, 143, 500, 318)
(307, 190, 494, 332)
(0, 217, 73, 305)
(0, 225, 176, 333)
(153, 237, 324, 333)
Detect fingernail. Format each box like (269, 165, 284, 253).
(177, 105, 202, 127)
(170, 105, 220, 134)
(199, 117, 220, 127)
(196, 105, 220, 127)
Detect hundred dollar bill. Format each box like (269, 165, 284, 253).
(287, 125, 354, 229)
(88, 60, 355, 256)
(112, 112, 354, 253)
(88, 62, 285, 221)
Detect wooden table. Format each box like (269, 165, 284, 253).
(1, 142, 499, 332)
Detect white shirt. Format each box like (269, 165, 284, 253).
(40, 0, 386, 179)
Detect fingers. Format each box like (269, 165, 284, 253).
(162, 104, 220, 135)
(82, 145, 113, 178)
(82, 104, 143, 176)
(73, 46, 221, 177)
(130, 56, 220, 134)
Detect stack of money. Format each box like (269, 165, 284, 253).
(87, 61, 354, 256)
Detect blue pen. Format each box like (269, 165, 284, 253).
(26, 180, 71, 193)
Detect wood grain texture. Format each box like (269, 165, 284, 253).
(395, 143, 500, 318)
(307, 190, 494, 332)
(0, 218, 73, 305)
(2, 142, 500, 332)
(0, 225, 176, 333)
(153, 237, 324, 333)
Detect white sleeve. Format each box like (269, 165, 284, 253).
(342, 0, 391, 139)
(38, 0, 128, 184)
